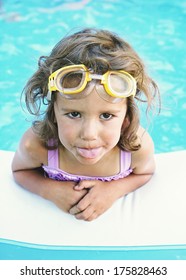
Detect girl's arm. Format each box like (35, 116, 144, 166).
(69, 127, 155, 221)
(12, 128, 87, 213)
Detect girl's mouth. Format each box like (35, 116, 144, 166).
(76, 147, 101, 159)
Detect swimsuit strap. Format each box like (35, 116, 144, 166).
(120, 150, 131, 172)
(47, 140, 59, 168)
(48, 148, 59, 168)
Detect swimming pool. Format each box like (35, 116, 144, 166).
(1, 1, 186, 263)
(0, 0, 186, 153)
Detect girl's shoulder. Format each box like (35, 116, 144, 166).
(131, 126, 155, 173)
(137, 126, 154, 149)
(19, 127, 48, 166)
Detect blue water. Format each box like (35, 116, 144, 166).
(0, 0, 186, 153)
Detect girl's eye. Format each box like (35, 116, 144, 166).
(67, 112, 81, 118)
(100, 113, 113, 120)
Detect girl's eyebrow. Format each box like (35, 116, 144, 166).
(59, 106, 81, 112)
(60, 108, 122, 115)
(57, 102, 125, 114)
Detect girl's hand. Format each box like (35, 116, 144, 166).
(46, 180, 88, 213)
(69, 180, 119, 221)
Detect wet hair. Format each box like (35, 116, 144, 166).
(22, 28, 160, 151)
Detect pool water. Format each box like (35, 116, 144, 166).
(0, 0, 186, 153)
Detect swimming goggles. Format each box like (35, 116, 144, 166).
(47, 64, 136, 103)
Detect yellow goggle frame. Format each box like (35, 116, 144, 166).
(47, 64, 136, 102)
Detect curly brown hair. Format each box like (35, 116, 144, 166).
(22, 28, 160, 151)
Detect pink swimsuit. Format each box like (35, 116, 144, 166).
(42, 148, 133, 182)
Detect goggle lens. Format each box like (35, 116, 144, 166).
(107, 72, 135, 97)
(56, 70, 86, 93)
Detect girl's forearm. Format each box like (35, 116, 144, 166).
(109, 173, 153, 199)
(12, 168, 55, 199)
(12, 169, 88, 213)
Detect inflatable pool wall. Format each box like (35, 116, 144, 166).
(0, 150, 186, 260)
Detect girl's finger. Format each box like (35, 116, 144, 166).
(74, 180, 94, 190)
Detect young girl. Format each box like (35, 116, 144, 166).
(12, 28, 160, 221)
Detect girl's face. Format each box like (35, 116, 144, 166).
(54, 88, 128, 166)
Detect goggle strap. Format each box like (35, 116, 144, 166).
(89, 73, 103, 80)
(46, 90, 52, 101)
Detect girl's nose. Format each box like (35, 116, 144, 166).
(80, 119, 98, 141)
